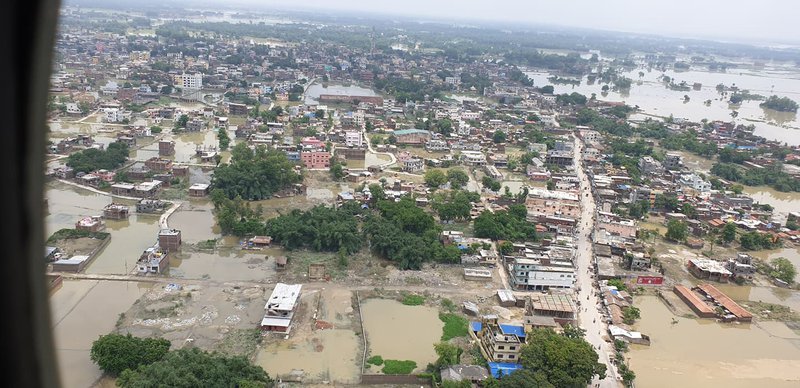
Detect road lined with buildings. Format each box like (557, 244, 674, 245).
(573, 135, 620, 387)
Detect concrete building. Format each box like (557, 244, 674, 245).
(461, 150, 487, 166)
(687, 258, 731, 282)
(260, 283, 302, 333)
(476, 316, 525, 363)
(102, 203, 129, 220)
(174, 73, 203, 89)
(188, 183, 210, 197)
(545, 150, 573, 167)
(300, 150, 331, 169)
(344, 130, 362, 147)
(725, 253, 756, 280)
(664, 153, 683, 170)
(508, 258, 575, 291)
(159, 140, 175, 156)
(75, 216, 104, 232)
(393, 128, 432, 145)
(136, 244, 169, 274)
(158, 229, 182, 252)
(639, 156, 663, 175)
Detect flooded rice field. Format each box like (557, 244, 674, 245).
(361, 298, 442, 371)
(629, 295, 800, 388)
(51, 280, 152, 388)
(256, 288, 361, 383)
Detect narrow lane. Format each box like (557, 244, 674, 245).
(572, 134, 621, 387)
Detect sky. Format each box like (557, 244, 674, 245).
(224, 0, 798, 45)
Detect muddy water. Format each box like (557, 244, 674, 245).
(743, 186, 800, 215)
(51, 280, 152, 388)
(45, 182, 112, 235)
(751, 247, 800, 273)
(256, 329, 361, 383)
(715, 283, 800, 311)
(168, 201, 220, 242)
(629, 295, 800, 388)
(526, 67, 800, 145)
(169, 250, 277, 282)
(360, 298, 442, 369)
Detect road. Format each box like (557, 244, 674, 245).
(572, 135, 621, 388)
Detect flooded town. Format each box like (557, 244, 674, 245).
(41, 1, 800, 387)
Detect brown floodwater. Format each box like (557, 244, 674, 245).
(51, 280, 152, 388)
(742, 186, 800, 215)
(715, 283, 800, 312)
(751, 247, 800, 273)
(360, 298, 442, 370)
(629, 295, 800, 388)
(169, 250, 277, 282)
(168, 201, 220, 242)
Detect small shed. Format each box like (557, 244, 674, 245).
(496, 289, 516, 307)
(275, 256, 287, 271)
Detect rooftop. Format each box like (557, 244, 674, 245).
(528, 294, 576, 313)
(265, 283, 302, 312)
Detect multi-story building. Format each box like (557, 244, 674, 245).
(664, 153, 683, 170)
(300, 150, 331, 169)
(639, 156, 663, 175)
(344, 131, 362, 147)
(158, 229, 182, 252)
(477, 316, 525, 363)
(173, 73, 203, 89)
(508, 258, 576, 291)
(260, 283, 302, 333)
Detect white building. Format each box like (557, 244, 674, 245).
(461, 150, 487, 166)
(260, 283, 302, 333)
(509, 258, 576, 291)
(344, 131, 362, 147)
(461, 111, 480, 121)
(174, 73, 203, 89)
(679, 173, 711, 192)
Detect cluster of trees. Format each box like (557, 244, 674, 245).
(91, 334, 272, 387)
(711, 162, 800, 192)
(760, 95, 799, 112)
(665, 219, 689, 242)
(556, 92, 588, 106)
(488, 328, 606, 388)
(424, 169, 469, 189)
(265, 202, 363, 254)
(211, 143, 303, 200)
(366, 197, 461, 269)
(66, 142, 129, 173)
(482, 176, 502, 192)
(373, 76, 446, 102)
(659, 131, 718, 158)
(217, 128, 231, 151)
(473, 205, 537, 241)
(504, 50, 590, 75)
(431, 190, 480, 221)
(210, 189, 267, 236)
(739, 231, 780, 250)
(767, 257, 797, 284)
(575, 108, 633, 137)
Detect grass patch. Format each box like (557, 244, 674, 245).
(196, 239, 217, 250)
(439, 313, 468, 341)
(366, 355, 384, 366)
(46, 228, 109, 244)
(402, 294, 425, 306)
(440, 298, 456, 312)
(382, 359, 416, 374)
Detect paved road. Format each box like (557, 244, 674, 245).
(572, 135, 621, 388)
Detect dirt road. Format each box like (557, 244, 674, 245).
(573, 135, 621, 388)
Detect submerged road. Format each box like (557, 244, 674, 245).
(573, 135, 621, 388)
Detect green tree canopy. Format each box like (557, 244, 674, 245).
(665, 219, 688, 242)
(517, 328, 606, 388)
(66, 142, 129, 173)
(211, 143, 303, 200)
(770, 257, 797, 284)
(90, 334, 170, 376)
(424, 169, 448, 188)
(117, 348, 272, 388)
(447, 169, 470, 189)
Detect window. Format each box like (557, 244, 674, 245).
(510, 346, 516, 350)
(497, 354, 503, 359)
(498, 345, 504, 349)
(508, 355, 515, 359)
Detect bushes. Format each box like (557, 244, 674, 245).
(367, 355, 384, 366)
(90, 334, 170, 376)
(439, 313, 468, 341)
(46, 228, 109, 243)
(66, 142, 129, 173)
(381, 360, 417, 374)
(402, 294, 425, 306)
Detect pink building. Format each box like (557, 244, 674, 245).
(301, 151, 331, 169)
(301, 137, 324, 149)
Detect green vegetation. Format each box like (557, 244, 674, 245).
(46, 228, 109, 244)
(66, 142, 129, 173)
(381, 359, 417, 375)
(367, 355, 384, 366)
(265, 202, 363, 254)
(211, 143, 303, 200)
(739, 231, 781, 250)
(769, 257, 796, 284)
(473, 205, 538, 241)
(433, 342, 463, 368)
(481, 176, 502, 192)
(622, 306, 641, 325)
(401, 294, 426, 306)
(493, 130, 507, 143)
(446, 169, 470, 189)
(424, 169, 448, 188)
(90, 334, 170, 376)
(374, 76, 446, 103)
(722, 222, 737, 244)
(117, 348, 272, 387)
(760, 95, 799, 112)
(496, 328, 606, 388)
(150, 125, 163, 134)
(439, 313, 469, 341)
(607, 279, 627, 291)
(217, 128, 231, 150)
(665, 219, 688, 242)
(711, 162, 800, 192)
(210, 190, 267, 236)
(431, 190, 480, 221)
(366, 197, 462, 269)
(556, 92, 588, 106)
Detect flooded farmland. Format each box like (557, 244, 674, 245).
(51, 280, 152, 388)
(361, 298, 443, 371)
(629, 296, 800, 388)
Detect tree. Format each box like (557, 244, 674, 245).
(368, 183, 385, 202)
(447, 169, 469, 189)
(66, 142, 129, 173)
(721, 222, 737, 244)
(493, 131, 507, 144)
(330, 161, 345, 180)
(90, 334, 170, 376)
(217, 128, 230, 150)
(175, 114, 189, 129)
(315, 109, 325, 119)
(150, 125, 162, 134)
(160, 85, 173, 95)
(540, 85, 554, 94)
(770, 257, 796, 284)
(665, 219, 688, 242)
(424, 169, 448, 188)
(117, 348, 272, 388)
(562, 324, 586, 339)
(433, 342, 462, 368)
(212, 143, 303, 200)
(681, 203, 696, 218)
(622, 306, 641, 325)
(518, 329, 606, 388)
(482, 176, 502, 192)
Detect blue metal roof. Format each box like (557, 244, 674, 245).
(499, 324, 526, 338)
(488, 362, 522, 378)
(471, 321, 482, 332)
